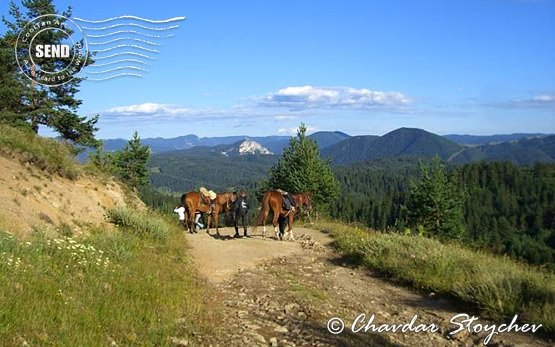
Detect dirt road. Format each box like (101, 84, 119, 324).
(183, 226, 551, 347)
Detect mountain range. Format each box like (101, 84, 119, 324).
(94, 129, 554, 168)
(144, 129, 554, 192)
(100, 130, 550, 156)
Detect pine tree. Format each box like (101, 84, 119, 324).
(406, 156, 465, 239)
(1, 0, 99, 147)
(266, 123, 340, 211)
(0, 36, 26, 127)
(115, 131, 151, 188)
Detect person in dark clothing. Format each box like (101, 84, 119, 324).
(233, 191, 249, 237)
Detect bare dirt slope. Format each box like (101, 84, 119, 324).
(185, 226, 551, 347)
(0, 155, 141, 237)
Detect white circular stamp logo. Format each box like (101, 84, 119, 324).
(15, 14, 88, 87)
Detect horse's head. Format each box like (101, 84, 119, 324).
(219, 191, 236, 203)
(215, 192, 237, 211)
(302, 192, 313, 211)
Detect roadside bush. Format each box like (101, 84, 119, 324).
(107, 207, 169, 239)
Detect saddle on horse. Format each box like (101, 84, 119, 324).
(275, 189, 296, 213)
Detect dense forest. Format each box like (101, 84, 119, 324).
(333, 159, 555, 267)
(148, 151, 277, 193)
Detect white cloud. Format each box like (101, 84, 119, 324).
(259, 85, 411, 110)
(487, 94, 555, 109)
(105, 102, 195, 116)
(277, 126, 318, 135)
(274, 115, 297, 120)
(533, 95, 554, 102)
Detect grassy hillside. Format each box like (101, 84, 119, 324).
(315, 221, 555, 332)
(0, 210, 210, 345)
(0, 125, 211, 345)
(0, 124, 80, 179)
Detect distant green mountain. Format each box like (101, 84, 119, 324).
(444, 133, 549, 146)
(449, 135, 555, 165)
(322, 128, 461, 165)
(309, 131, 351, 149)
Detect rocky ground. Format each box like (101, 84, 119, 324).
(181, 227, 552, 347)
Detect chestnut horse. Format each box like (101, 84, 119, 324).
(254, 190, 312, 240)
(206, 192, 237, 234)
(292, 192, 313, 223)
(180, 192, 211, 233)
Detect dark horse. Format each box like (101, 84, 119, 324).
(254, 190, 312, 240)
(206, 191, 236, 234)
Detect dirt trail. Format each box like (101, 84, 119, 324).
(184, 227, 330, 283)
(184, 226, 551, 347)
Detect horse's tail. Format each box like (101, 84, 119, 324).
(252, 192, 271, 232)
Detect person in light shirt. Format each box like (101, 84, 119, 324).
(173, 206, 204, 232)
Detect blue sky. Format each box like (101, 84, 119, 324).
(3, 0, 554, 139)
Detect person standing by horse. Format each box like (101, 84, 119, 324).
(233, 191, 249, 237)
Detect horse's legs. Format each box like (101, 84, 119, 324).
(287, 213, 295, 241)
(262, 209, 269, 238)
(188, 211, 195, 234)
(271, 209, 280, 239)
(206, 214, 212, 234)
(213, 213, 220, 235)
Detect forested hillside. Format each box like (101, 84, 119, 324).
(322, 128, 462, 165)
(445, 133, 549, 145)
(149, 150, 277, 192)
(450, 135, 555, 165)
(333, 159, 555, 266)
(321, 128, 555, 166)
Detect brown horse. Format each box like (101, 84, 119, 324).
(254, 190, 312, 240)
(180, 192, 211, 233)
(206, 191, 237, 234)
(291, 192, 313, 223)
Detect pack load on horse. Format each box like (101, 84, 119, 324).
(199, 187, 217, 213)
(253, 189, 312, 240)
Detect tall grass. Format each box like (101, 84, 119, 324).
(314, 221, 555, 332)
(0, 214, 210, 345)
(107, 207, 170, 239)
(0, 124, 80, 179)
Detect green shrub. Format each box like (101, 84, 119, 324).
(0, 124, 80, 179)
(107, 207, 170, 239)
